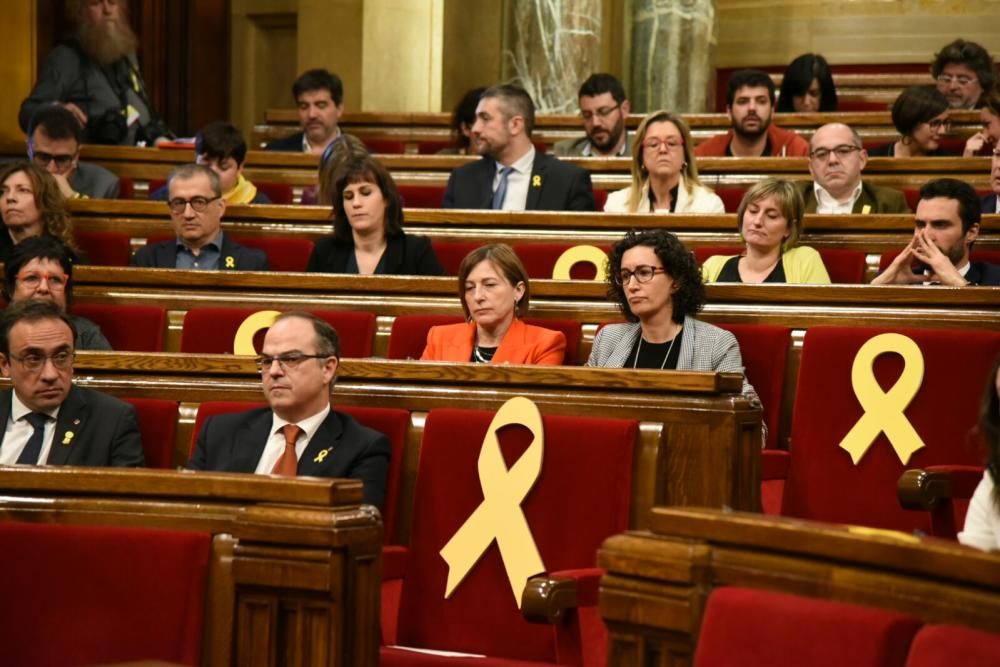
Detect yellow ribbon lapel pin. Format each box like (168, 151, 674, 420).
(531, 175, 542, 187)
(314, 447, 334, 463)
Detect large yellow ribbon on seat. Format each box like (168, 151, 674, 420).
(233, 310, 281, 355)
(552, 245, 608, 281)
(838, 333, 926, 465)
(439, 396, 546, 606)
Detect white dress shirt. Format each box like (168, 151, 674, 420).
(494, 146, 536, 211)
(0, 392, 61, 465)
(254, 404, 331, 474)
(813, 181, 863, 214)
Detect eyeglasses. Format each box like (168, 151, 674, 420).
(926, 118, 951, 131)
(167, 196, 221, 214)
(10, 350, 74, 372)
(616, 266, 666, 285)
(642, 138, 684, 152)
(30, 152, 76, 169)
(17, 271, 69, 291)
(809, 145, 862, 161)
(255, 352, 332, 373)
(936, 74, 976, 86)
(581, 104, 621, 121)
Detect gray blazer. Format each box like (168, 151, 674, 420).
(586, 316, 757, 398)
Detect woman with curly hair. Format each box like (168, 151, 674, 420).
(957, 354, 1000, 551)
(0, 162, 79, 262)
(586, 229, 757, 398)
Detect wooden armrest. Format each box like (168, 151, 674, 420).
(897, 466, 983, 510)
(521, 568, 602, 624)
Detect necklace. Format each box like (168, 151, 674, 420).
(633, 329, 680, 370)
(473, 345, 496, 363)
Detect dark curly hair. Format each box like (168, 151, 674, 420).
(981, 354, 1000, 511)
(606, 229, 705, 324)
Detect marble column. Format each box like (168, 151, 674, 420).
(503, 0, 602, 113)
(628, 0, 716, 113)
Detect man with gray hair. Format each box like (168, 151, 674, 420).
(441, 84, 595, 211)
(799, 123, 909, 214)
(131, 164, 270, 270)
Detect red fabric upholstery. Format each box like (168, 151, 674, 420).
(416, 141, 453, 155)
(879, 249, 1000, 272)
(592, 188, 608, 211)
(782, 326, 1000, 532)
(123, 397, 179, 469)
(761, 450, 790, 515)
(716, 187, 748, 213)
(71, 304, 167, 351)
(693, 245, 866, 284)
(716, 323, 790, 449)
(398, 185, 448, 208)
(0, 522, 209, 667)
(179, 307, 375, 357)
(117, 176, 135, 199)
(255, 182, 294, 204)
(431, 241, 480, 275)
(364, 138, 407, 154)
(693, 587, 921, 667)
(514, 243, 612, 280)
(906, 624, 1000, 667)
(228, 235, 315, 272)
(391, 407, 638, 663)
(75, 230, 132, 266)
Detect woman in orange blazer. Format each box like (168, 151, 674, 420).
(421, 244, 566, 365)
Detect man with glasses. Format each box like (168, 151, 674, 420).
(131, 164, 269, 270)
(26, 106, 119, 199)
(800, 123, 909, 214)
(554, 73, 632, 158)
(932, 39, 994, 110)
(188, 312, 390, 508)
(0, 300, 144, 466)
(4, 236, 111, 350)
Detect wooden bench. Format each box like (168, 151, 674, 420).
(0, 467, 381, 667)
(597, 507, 1000, 666)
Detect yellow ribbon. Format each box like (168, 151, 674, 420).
(314, 447, 333, 463)
(551, 245, 608, 281)
(224, 256, 236, 269)
(233, 310, 281, 355)
(838, 333, 926, 465)
(62, 431, 74, 446)
(440, 396, 546, 606)
(531, 175, 542, 187)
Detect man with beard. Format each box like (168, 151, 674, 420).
(982, 146, 1000, 214)
(554, 73, 632, 157)
(799, 123, 909, 214)
(441, 84, 595, 211)
(695, 69, 809, 158)
(18, 0, 170, 146)
(265, 69, 347, 155)
(873, 178, 1000, 286)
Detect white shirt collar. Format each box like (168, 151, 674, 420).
(813, 181, 863, 213)
(11, 390, 60, 423)
(270, 403, 331, 440)
(499, 145, 536, 175)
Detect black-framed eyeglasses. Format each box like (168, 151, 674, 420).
(30, 151, 76, 169)
(10, 350, 75, 372)
(809, 145, 862, 161)
(927, 118, 951, 131)
(581, 104, 621, 121)
(255, 352, 332, 373)
(616, 266, 666, 285)
(167, 196, 221, 214)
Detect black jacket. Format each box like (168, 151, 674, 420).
(306, 233, 445, 276)
(441, 152, 595, 211)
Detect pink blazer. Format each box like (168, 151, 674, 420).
(421, 318, 566, 365)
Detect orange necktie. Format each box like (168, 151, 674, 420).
(271, 424, 302, 476)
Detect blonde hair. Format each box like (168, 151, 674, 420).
(736, 178, 805, 250)
(626, 111, 705, 213)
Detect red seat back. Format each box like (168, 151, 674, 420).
(416, 140, 453, 155)
(716, 186, 748, 213)
(75, 231, 132, 266)
(431, 241, 480, 275)
(905, 624, 1000, 667)
(117, 176, 134, 199)
(592, 188, 608, 210)
(394, 406, 638, 661)
(228, 236, 314, 272)
(398, 185, 447, 208)
(514, 242, 611, 280)
(0, 522, 209, 666)
(783, 326, 1000, 531)
(71, 304, 166, 351)
(255, 182, 294, 204)
(123, 397, 179, 469)
(693, 587, 921, 667)
(363, 138, 406, 154)
(180, 307, 375, 357)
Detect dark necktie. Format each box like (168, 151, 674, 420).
(271, 423, 302, 476)
(16, 412, 49, 465)
(491, 166, 514, 209)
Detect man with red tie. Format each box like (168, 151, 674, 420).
(187, 311, 390, 508)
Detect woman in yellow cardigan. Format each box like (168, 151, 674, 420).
(421, 244, 566, 365)
(701, 179, 830, 284)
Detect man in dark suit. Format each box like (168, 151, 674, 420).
(441, 84, 595, 211)
(265, 69, 347, 155)
(982, 146, 999, 214)
(801, 123, 909, 214)
(874, 178, 1000, 286)
(131, 164, 270, 270)
(0, 300, 144, 467)
(188, 312, 390, 508)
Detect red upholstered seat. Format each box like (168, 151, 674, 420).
(190, 400, 409, 543)
(179, 307, 375, 357)
(416, 140, 453, 155)
(716, 186, 748, 213)
(0, 522, 209, 667)
(592, 188, 608, 210)
(124, 397, 179, 469)
(364, 138, 407, 154)
(71, 304, 166, 351)
(693, 587, 922, 667)
(117, 176, 134, 199)
(905, 624, 1000, 667)
(431, 241, 480, 275)
(513, 243, 611, 280)
(693, 245, 866, 283)
(382, 406, 638, 665)
(255, 182, 294, 204)
(75, 230, 132, 266)
(780, 326, 1000, 532)
(228, 235, 314, 272)
(398, 185, 448, 208)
